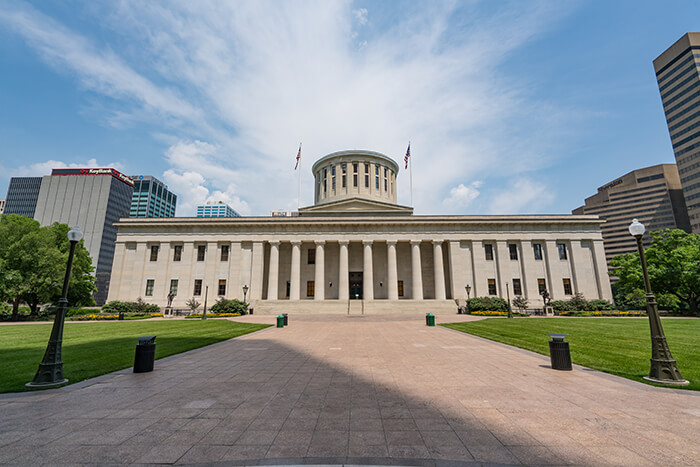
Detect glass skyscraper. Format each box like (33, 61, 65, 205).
(3, 176, 43, 217)
(129, 175, 177, 218)
(196, 201, 241, 218)
(654, 32, 700, 233)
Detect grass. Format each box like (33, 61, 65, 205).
(442, 317, 700, 390)
(0, 320, 270, 393)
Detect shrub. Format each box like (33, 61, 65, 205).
(185, 298, 201, 312)
(467, 297, 509, 313)
(586, 299, 614, 311)
(66, 308, 99, 317)
(512, 295, 529, 312)
(185, 312, 241, 319)
(210, 298, 248, 315)
(101, 299, 160, 315)
(568, 293, 588, 311)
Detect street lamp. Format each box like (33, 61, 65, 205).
(629, 218, 688, 385)
(505, 281, 513, 318)
(202, 283, 209, 320)
(242, 284, 249, 303)
(26, 225, 83, 388)
(464, 284, 471, 314)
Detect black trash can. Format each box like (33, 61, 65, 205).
(548, 333, 572, 371)
(134, 336, 156, 373)
(283, 313, 288, 326)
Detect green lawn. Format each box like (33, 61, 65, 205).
(442, 318, 700, 390)
(0, 320, 270, 393)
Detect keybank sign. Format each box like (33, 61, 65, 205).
(51, 168, 135, 187)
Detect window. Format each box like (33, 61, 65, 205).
(537, 278, 546, 294)
(557, 243, 568, 260)
(218, 279, 226, 296)
(364, 163, 369, 187)
(308, 248, 315, 264)
(307, 280, 315, 297)
(353, 163, 358, 187)
(323, 169, 328, 194)
(384, 178, 387, 191)
(150, 245, 159, 261)
(509, 244, 518, 260)
(485, 244, 494, 261)
(286, 280, 290, 298)
(194, 279, 202, 296)
(533, 243, 543, 260)
(488, 279, 497, 296)
(512, 279, 522, 296)
(332, 166, 336, 192)
(145, 279, 154, 296)
(197, 245, 206, 261)
(375, 176, 379, 189)
(221, 244, 229, 261)
(342, 163, 347, 188)
(169, 279, 179, 296)
(563, 278, 572, 295)
(398, 280, 404, 297)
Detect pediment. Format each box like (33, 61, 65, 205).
(298, 197, 413, 217)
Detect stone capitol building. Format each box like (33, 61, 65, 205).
(107, 150, 612, 313)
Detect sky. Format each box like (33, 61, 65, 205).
(0, 0, 699, 217)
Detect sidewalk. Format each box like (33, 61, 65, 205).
(1, 313, 699, 465)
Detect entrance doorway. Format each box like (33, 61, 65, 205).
(349, 272, 363, 299)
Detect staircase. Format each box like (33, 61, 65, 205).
(251, 299, 458, 315)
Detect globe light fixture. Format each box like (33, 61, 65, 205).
(629, 218, 688, 385)
(243, 284, 249, 303)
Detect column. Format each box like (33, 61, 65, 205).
(568, 240, 583, 295)
(290, 241, 301, 300)
(519, 240, 538, 299)
(249, 241, 265, 300)
(433, 241, 446, 300)
(268, 241, 280, 300)
(411, 241, 423, 300)
(387, 241, 398, 300)
(363, 240, 374, 300)
(544, 240, 559, 299)
(495, 240, 509, 299)
(592, 240, 613, 300)
(228, 241, 242, 299)
(110, 242, 127, 301)
(205, 241, 218, 297)
(470, 240, 482, 297)
(338, 241, 349, 300)
(159, 241, 171, 305)
(314, 241, 325, 300)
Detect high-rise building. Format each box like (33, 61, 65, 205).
(33, 168, 135, 304)
(0, 199, 5, 214)
(3, 177, 42, 217)
(196, 201, 241, 218)
(654, 32, 700, 233)
(129, 175, 177, 218)
(573, 164, 690, 264)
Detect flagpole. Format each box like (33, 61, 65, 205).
(297, 143, 302, 210)
(409, 142, 413, 207)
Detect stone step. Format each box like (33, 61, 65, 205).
(250, 299, 459, 315)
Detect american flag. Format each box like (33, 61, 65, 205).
(404, 142, 411, 169)
(295, 143, 302, 170)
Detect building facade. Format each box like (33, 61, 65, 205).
(573, 164, 690, 263)
(108, 150, 612, 313)
(196, 201, 241, 218)
(3, 176, 43, 217)
(654, 32, 700, 233)
(129, 175, 177, 218)
(0, 199, 5, 214)
(34, 168, 135, 304)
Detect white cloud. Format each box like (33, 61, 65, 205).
(442, 181, 482, 211)
(1, 1, 576, 215)
(9, 158, 125, 178)
(488, 178, 555, 214)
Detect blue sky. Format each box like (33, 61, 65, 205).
(0, 0, 698, 216)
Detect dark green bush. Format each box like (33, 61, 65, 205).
(101, 299, 159, 315)
(210, 298, 248, 315)
(551, 300, 574, 312)
(66, 308, 99, 317)
(467, 297, 509, 313)
(586, 299, 614, 311)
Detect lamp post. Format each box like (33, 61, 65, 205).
(465, 284, 471, 314)
(202, 283, 209, 320)
(242, 284, 249, 303)
(505, 281, 513, 318)
(26, 225, 83, 388)
(629, 218, 688, 385)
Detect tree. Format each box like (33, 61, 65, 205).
(609, 229, 700, 315)
(185, 298, 201, 312)
(0, 215, 96, 320)
(512, 295, 529, 313)
(46, 223, 96, 307)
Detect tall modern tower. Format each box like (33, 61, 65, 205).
(3, 177, 43, 217)
(654, 32, 700, 233)
(129, 175, 177, 218)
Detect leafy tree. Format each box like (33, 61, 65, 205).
(0, 215, 96, 320)
(185, 298, 201, 312)
(609, 229, 700, 315)
(512, 295, 529, 312)
(47, 223, 96, 307)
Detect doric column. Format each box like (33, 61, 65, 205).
(314, 241, 325, 300)
(544, 240, 558, 300)
(363, 240, 374, 300)
(592, 240, 613, 300)
(433, 241, 446, 300)
(387, 241, 398, 300)
(411, 241, 423, 300)
(495, 240, 509, 299)
(268, 241, 280, 300)
(290, 241, 301, 300)
(338, 241, 349, 300)
(249, 241, 265, 300)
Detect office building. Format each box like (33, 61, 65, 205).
(654, 32, 700, 233)
(573, 164, 690, 263)
(34, 168, 135, 305)
(3, 177, 42, 217)
(196, 201, 241, 218)
(108, 150, 612, 313)
(129, 175, 177, 218)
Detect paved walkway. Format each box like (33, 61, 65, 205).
(1, 314, 700, 466)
